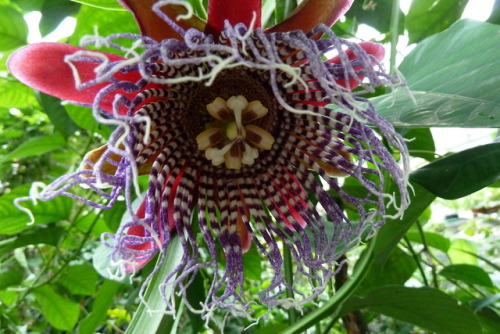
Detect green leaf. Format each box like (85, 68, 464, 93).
(125, 237, 183, 334)
(347, 0, 404, 34)
(70, 4, 139, 47)
(78, 280, 121, 334)
(448, 239, 478, 265)
(406, 0, 468, 43)
(0, 133, 66, 163)
(476, 307, 500, 334)
(71, 0, 126, 10)
(32, 285, 80, 331)
(0, 225, 64, 254)
(0, 269, 23, 290)
(342, 286, 482, 334)
(410, 143, 500, 199)
(79, 280, 122, 334)
(0, 184, 73, 235)
(0, 79, 37, 109)
(57, 264, 99, 295)
(243, 244, 262, 280)
(39, 0, 81, 36)
(405, 231, 451, 253)
(0, 5, 28, 51)
(440, 264, 494, 288)
(373, 20, 500, 128)
(36, 92, 80, 140)
(357, 247, 417, 295)
(65, 104, 113, 139)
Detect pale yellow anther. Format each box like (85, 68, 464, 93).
(206, 97, 229, 121)
(196, 127, 222, 150)
(244, 100, 268, 121)
(245, 124, 275, 150)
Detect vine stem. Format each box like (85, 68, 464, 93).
(281, 240, 376, 334)
(284, 244, 298, 324)
(389, 0, 401, 73)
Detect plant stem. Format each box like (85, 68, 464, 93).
(416, 221, 439, 288)
(389, 0, 401, 73)
(403, 236, 429, 286)
(283, 245, 297, 324)
(281, 241, 375, 334)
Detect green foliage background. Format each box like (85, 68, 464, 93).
(0, 0, 499, 333)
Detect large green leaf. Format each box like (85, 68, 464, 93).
(57, 264, 99, 295)
(342, 286, 482, 334)
(406, 0, 468, 43)
(124, 237, 183, 334)
(410, 143, 500, 199)
(357, 247, 417, 295)
(373, 20, 500, 128)
(32, 285, 80, 331)
(440, 264, 494, 288)
(0, 5, 28, 51)
(79, 280, 122, 334)
(0, 184, 73, 235)
(0, 133, 66, 163)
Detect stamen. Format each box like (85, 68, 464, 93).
(197, 96, 274, 169)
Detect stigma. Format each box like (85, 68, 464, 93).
(196, 95, 274, 169)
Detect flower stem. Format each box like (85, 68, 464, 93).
(281, 241, 376, 334)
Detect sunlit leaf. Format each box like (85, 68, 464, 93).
(411, 143, 500, 199)
(32, 285, 80, 331)
(448, 239, 478, 265)
(342, 286, 482, 334)
(373, 20, 500, 128)
(0, 5, 28, 51)
(440, 264, 494, 288)
(406, 0, 468, 43)
(57, 264, 99, 295)
(0, 79, 37, 109)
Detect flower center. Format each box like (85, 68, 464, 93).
(196, 95, 275, 169)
